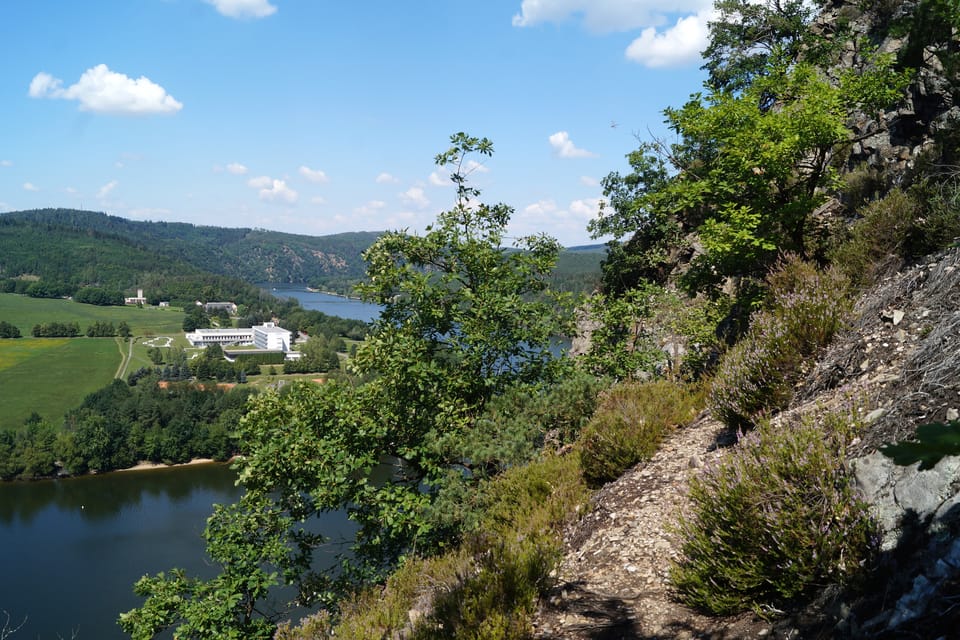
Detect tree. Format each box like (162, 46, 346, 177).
(702, 0, 828, 95)
(118, 321, 132, 339)
(591, 54, 909, 296)
(122, 133, 574, 636)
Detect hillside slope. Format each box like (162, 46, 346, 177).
(0, 209, 381, 286)
(535, 247, 960, 639)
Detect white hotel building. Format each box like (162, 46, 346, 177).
(185, 322, 291, 352)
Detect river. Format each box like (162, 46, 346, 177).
(0, 289, 382, 639)
(265, 284, 382, 323)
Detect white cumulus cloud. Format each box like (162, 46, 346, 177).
(580, 175, 600, 187)
(1, 160, 12, 167)
(625, 7, 715, 68)
(524, 199, 559, 216)
(29, 64, 182, 115)
(258, 179, 298, 204)
(227, 162, 248, 175)
(247, 175, 273, 189)
(512, 0, 706, 33)
(354, 200, 387, 215)
(549, 131, 597, 159)
(400, 186, 430, 209)
(204, 0, 277, 19)
(428, 170, 449, 187)
(23, 182, 39, 192)
(376, 172, 400, 184)
(311, 196, 327, 205)
(569, 197, 604, 218)
(97, 180, 119, 199)
(512, 0, 714, 67)
(299, 166, 329, 183)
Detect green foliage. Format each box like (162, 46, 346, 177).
(124, 134, 575, 637)
(829, 189, 921, 287)
(880, 421, 960, 470)
(582, 284, 731, 380)
(578, 379, 704, 488)
(74, 286, 124, 306)
(672, 412, 879, 615)
(0, 320, 20, 338)
(119, 493, 291, 640)
(710, 258, 850, 430)
(702, 0, 827, 94)
(593, 51, 909, 298)
(283, 454, 590, 640)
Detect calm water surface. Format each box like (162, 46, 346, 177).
(0, 464, 241, 639)
(266, 284, 382, 323)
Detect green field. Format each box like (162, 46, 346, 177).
(0, 294, 190, 430)
(0, 338, 121, 430)
(0, 293, 185, 336)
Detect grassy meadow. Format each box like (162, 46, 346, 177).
(0, 294, 188, 430)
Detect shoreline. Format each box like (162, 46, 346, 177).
(116, 457, 220, 472)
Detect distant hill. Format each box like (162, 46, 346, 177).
(0, 209, 603, 296)
(0, 209, 381, 287)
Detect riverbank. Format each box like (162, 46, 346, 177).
(117, 458, 221, 472)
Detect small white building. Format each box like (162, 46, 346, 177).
(125, 288, 148, 305)
(253, 322, 291, 351)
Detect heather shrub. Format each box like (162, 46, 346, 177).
(578, 379, 704, 488)
(671, 412, 879, 615)
(710, 258, 850, 430)
(830, 189, 920, 288)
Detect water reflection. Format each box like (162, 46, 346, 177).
(0, 463, 237, 525)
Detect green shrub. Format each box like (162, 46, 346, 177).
(578, 379, 704, 488)
(830, 189, 920, 288)
(710, 258, 850, 430)
(671, 411, 879, 615)
(289, 454, 590, 640)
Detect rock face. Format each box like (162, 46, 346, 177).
(813, 1, 959, 182)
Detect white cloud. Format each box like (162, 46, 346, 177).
(65, 187, 78, 195)
(204, 0, 277, 19)
(0, 160, 12, 167)
(376, 172, 400, 184)
(625, 7, 715, 68)
(569, 197, 604, 218)
(310, 196, 327, 205)
(299, 165, 329, 183)
(247, 175, 273, 189)
(354, 200, 386, 215)
(258, 179, 298, 204)
(29, 64, 182, 115)
(428, 171, 449, 187)
(512, 0, 706, 33)
(97, 180, 119, 199)
(524, 199, 559, 216)
(23, 182, 39, 192)
(463, 159, 490, 175)
(549, 131, 597, 158)
(227, 162, 248, 175)
(580, 175, 600, 187)
(400, 187, 430, 209)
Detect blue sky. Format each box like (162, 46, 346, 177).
(0, 0, 715, 246)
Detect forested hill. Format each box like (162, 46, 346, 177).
(0, 209, 382, 286)
(0, 209, 603, 295)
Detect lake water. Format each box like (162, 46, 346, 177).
(265, 284, 382, 323)
(0, 464, 242, 639)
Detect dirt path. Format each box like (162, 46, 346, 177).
(114, 336, 134, 380)
(533, 416, 771, 639)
